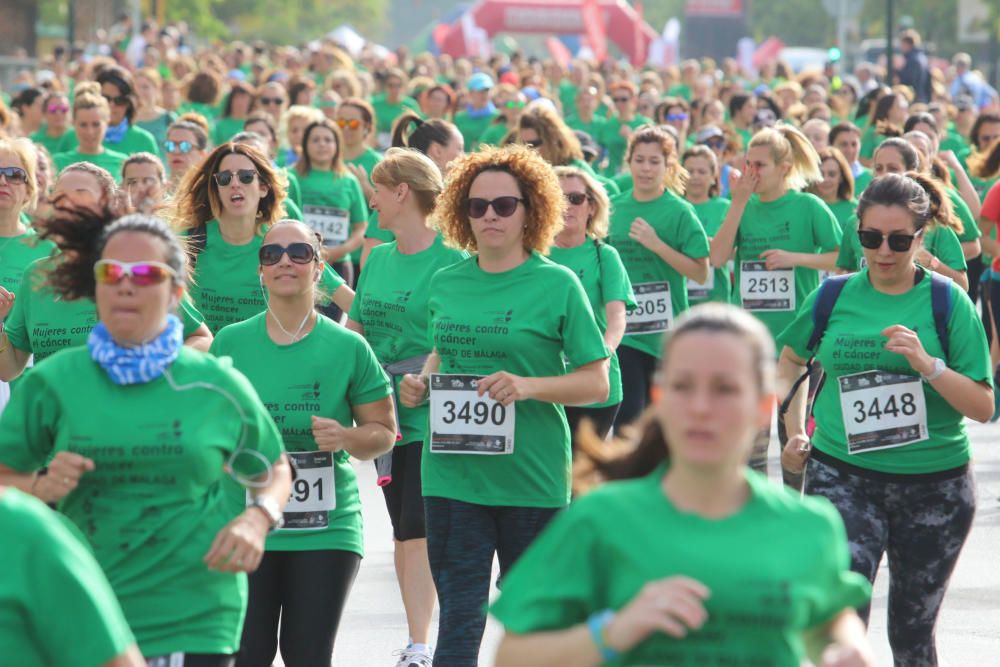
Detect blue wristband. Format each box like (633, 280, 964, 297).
(587, 609, 620, 661)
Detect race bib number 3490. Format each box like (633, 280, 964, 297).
(838, 370, 928, 454)
(429, 374, 515, 454)
(740, 260, 795, 311)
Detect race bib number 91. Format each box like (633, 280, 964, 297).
(625, 281, 672, 335)
(303, 205, 350, 247)
(740, 260, 795, 311)
(838, 370, 928, 454)
(429, 374, 515, 454)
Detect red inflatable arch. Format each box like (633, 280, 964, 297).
(438, 0, 657, 65)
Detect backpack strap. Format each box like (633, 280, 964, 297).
(806, 274, 852, 352)
(928, 271, 952, 360)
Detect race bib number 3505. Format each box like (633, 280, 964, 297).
(740, 260, 795, 311)
(838, 370, 928, 454)
(625, 281, 672, 335)
(429, 374, 515, 454)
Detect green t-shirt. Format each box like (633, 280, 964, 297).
(370, 94, 422, 140)
(859, 124, 879, 161)
(186, 221, 345, 334)
(211, 116, 247, 146)
(364, 210, 395, 243)
(777, 270, 991, 474)
(345, 147, 382, 183)
(826, 198, 858, 231)
(298, 168, 369, 263)
(568, 158, 620, 197)
(177, 101, 218, 130)
(53, 148, 128, 182)
(548, 240, 636, 408)
(558, 80, 578, 115)
(284, 167, 303, 208)
(854, 167, 873, 195)
(0, 488, 136, 667)
(597, 115, 652, 176)
(29, 126, 74, 156)
(607, 190, 710, 358)
(948, 187, 981, 243)
(490, 466, 871, 666)
(612, 172, 633, 193)
(836, 217, 967, 273)
(453, 108, 500, 147)
(135, 112, 174, 151)
(565, 115, 607, 144)
(477, 121, 513, 148)
(0, 230, 54, 295)
(732, 191, 842, 341)
(667, 83, 693, 101)
(349, 237, 467, 444)
(689, 197, 733, 305)
(734, 126, 753, 151)
(102, 123, 161, 158)
(5, 258, 205, 364)
(424, 253, 609, 507)
(0, 347, 284, 656)
(210, 313, 391, 554)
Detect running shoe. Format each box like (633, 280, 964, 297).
(393, 645, 433, 667)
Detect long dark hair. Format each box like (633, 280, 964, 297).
(391, 111, 458, 155)
(573, 304, 775, 493)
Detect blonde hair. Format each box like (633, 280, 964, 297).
(281, 105, 324, 149)
(748, 123, 822, 191)
(0, 138, 38, 210)
(72, 86, 110, 121)
(371, 147, 444, 217)
(553, 165, 610, 239)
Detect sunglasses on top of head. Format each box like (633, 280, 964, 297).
(465, 196, 525, 219)
(259, 242, 318, 266)
(214, 169, 258, 186)
(94, 259, 176, 286)
(0, 167, 28, 185)
(857, 228, 923, 252)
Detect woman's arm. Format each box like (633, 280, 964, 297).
(399, 351, 442, 407)
(331, 284, 356, 314)
(182, 323, 213, 352)
(915, 250, 970, 291)
(0, 334, 31, 382)
(629, 218, 710, 283)
(103, 646, 145, 667)
(322, 223, 367, 263)
(477, 358, 610, 408)
(603, 301, 626, 352)
(312, 395, 396, 461)
(344, 318, 364, 336)
(803, 609, 875, 667)
(709, 169, 756, 268)
(941, 150, 982, 219)
(496, 627, 604, 667)
(776, 347, 813, 473)
(759, 250, 840, 273)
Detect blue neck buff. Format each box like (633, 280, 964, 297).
(105, 117, 130, 144)
(88, 315, 183, 385)
(466, 101, 497, 119)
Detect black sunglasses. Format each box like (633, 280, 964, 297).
(857, 228, 923, 252)
(466, 196, 524, 218)
(103, 93, 130, 106)
(259, 242, 317, 266)
(613, 96, 631, 103)
(214, 169, 258, 186)
(259, 96, 285, 106)
(0, 166, 28, 184)
(564, 192, 589, 206)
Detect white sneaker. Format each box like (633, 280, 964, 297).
(392, 645, 433, 667)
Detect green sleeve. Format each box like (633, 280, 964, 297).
(490, 500, 600, 632)
(949, 190, 981, 242)
(319, 265, 346, 304)
(560, 272, 610, 368)
(802, 498, 873, 627)
(284, 198, 304, 222)
(179, 294, 205, 337)
(4, 269, 33, 353)
(776, 287, 821, 360)
(926, 226, 967, 271)
(348, 253, 371, 323)
(0, 369, 59, 471)
(286, 169, 303, 208)
(348, 335, 393, 405)
(812, 199, 843, 252)
(673, 206, 711, 258)
(943, 283, 992, 384)
(836, 217, 860, 272)
(612, 173, 632, 192)
(599, 244, 637, 309)
(349, 176, 369, 225)
(596, 175, 621, 197)
(216, 360, 285, 477)
(24, 492, 137, 664)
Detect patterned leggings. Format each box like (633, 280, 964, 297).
(805, 454, 975, 667)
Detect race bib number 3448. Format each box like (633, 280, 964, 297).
(838, 370, 928, 454)
(429, 374, 515, 454)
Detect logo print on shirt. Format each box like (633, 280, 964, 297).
(488, 308, 514, 324)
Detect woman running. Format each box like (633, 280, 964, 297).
(53, 86, 128, 178)
(681, 145, 733, 306)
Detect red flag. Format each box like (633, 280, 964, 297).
(632, 0, 645, 67)
(546, 37, 573, 69)
(581, 0, 607, 63)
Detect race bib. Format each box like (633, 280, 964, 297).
(838, 370, 928, 454)
(740, 260, 795, 311)
(429, 374, 515, 454)
(687, 271, 716, 301)
(303, 205, 350, 247)
(626, 281, 672, 335)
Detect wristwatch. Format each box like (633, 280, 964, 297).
(921, 357, 946, 382)
(249, 496, 284, 531)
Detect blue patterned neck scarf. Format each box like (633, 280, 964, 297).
(105, 117, 130, 144)
(88, 315, 183, 385)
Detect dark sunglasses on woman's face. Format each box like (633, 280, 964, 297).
(465, 196, 524, 219)
(214, 169, 258, 186)
(0, 167, 28, 184)
(613, 96, 631, 104)
(857, 228, 923, 252)
(103, 93, 130, 106)
(259, 242, 317, 266)
(564, 192, 589, 206)
(164, 140, 194, 154)
(258, 96, 285, 106)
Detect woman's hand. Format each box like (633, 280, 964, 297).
(760, 249, 796, 270)
(32, 452, 95, 503)
(819, 643, 876, 667)
(729, 165, 758, 204)
(399, 373, 429, 408)
(204, 509, 271, 572)
(604, 577, 711, 652)
(312, 415, 349, 452)
(346, 163, 375, 201)
(781, 434, 811, 474)
(477, 371, 532, 407)
(629, 217, 663, 251)
(0, 286, 14, 321)
(881, 325, 934, 376)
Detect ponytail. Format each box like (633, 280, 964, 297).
(907, 171, 963, 235)
(391, 110, 458, 156)
(969, 138, 1000, 180)
(38, 198, 128, 300)
(749, 124, 822, 191)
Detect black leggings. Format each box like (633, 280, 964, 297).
(564, 403, 620, 455)
(236, 549, 361, 667)
(805, 454, 975, 666)
(614, 346, 658, 428)
(966, 254, 984, 304)
(380, 441, 426, 541)
(147, 655, 234, 667)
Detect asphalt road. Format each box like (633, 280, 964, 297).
(275, 418, 1000, 666)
